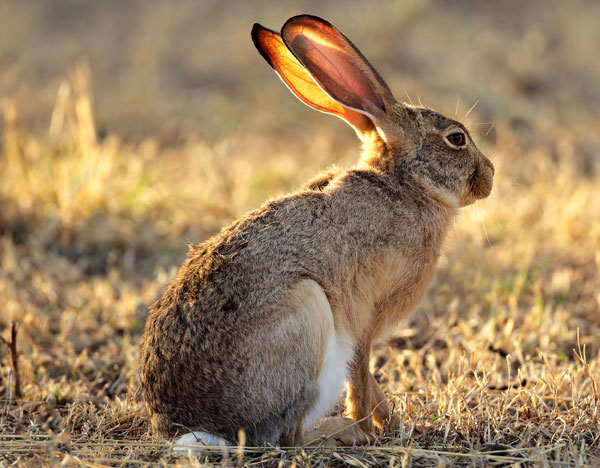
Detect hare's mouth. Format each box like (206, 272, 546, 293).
(469, 159, 494, 200)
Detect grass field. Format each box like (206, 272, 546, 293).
(1, 1, 599, 466)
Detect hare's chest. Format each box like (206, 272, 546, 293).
(336, 247, 438, 338)
(375, 248, 436, 303)
(372, 248, 439, 337)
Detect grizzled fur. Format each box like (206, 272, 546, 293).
(139, 14, 494, 447)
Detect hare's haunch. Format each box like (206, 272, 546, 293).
(139, 14, 494, 453)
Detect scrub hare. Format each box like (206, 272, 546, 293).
(139, 14, 494, 452)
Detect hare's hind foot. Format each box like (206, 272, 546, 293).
(172, 431, 232, 457)
(303, 417, 369, 447)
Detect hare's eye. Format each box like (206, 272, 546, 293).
(445, 132, 466, 148)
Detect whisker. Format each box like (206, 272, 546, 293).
(475, 200, 492, 246)
(471, 121, 494, 140)
(485, 123, 495, 136)
(464, 99, 479, 121)
(474, 130, 492, 139)
(455, 97, 460, 118)
(417, 95, 423, 107)
(403, 89, 414, 105)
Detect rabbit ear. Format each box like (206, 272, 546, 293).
(252, 23, 376, 135)
(281, 15, 395, 125)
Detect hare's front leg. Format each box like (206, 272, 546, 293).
(346, 342, 396, 435)
(346, 341, 375, 436)
(368, 373, 399, 431)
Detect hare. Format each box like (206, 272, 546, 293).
(139, 14, 494, 453)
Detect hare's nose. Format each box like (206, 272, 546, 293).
(477, 152, 494, 177)
(484, 157, 495, 176)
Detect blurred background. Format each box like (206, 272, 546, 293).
(0, 0, 599, 460)
(3, 0, 599, 142)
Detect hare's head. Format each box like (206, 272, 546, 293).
(252, 15, 493, 207)
(388, 106, 495, 207)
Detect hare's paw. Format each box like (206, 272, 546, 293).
(172, 431, 232, 457)
(368, 373, 400, 434)
(303, 417, 369, 447)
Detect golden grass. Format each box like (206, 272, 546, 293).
(1, 2, 600, 466)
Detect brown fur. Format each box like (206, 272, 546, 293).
(139, 14, 494, 447)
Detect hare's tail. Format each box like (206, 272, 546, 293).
(173, 431, 233, 457)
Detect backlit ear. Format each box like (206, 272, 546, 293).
(281, 15, 395, 123)
(251, 23, 375, 135)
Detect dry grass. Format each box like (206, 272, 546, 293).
(1, 1, 600, 466)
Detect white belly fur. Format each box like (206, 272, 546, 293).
(302, 326, 355, 433)
(299, 280, 355, 432)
